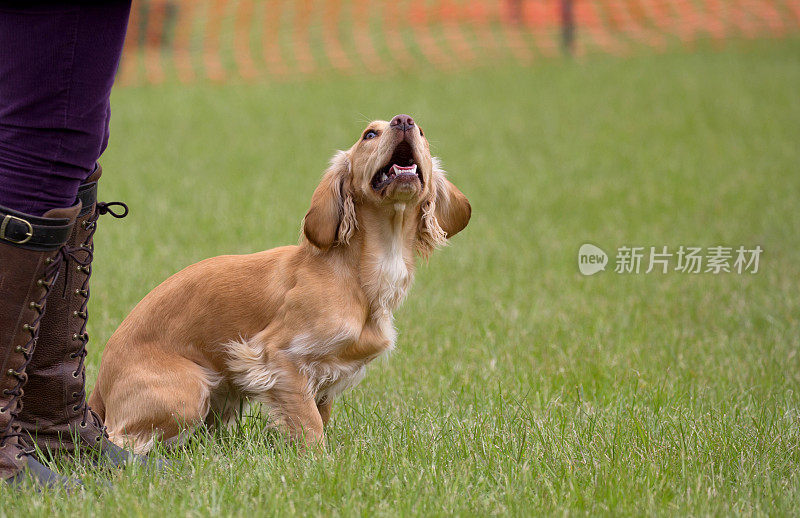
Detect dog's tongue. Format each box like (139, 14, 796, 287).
(391, 164, 417, 175)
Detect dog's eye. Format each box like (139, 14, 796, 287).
(363, 130, 378, 140)
(419, 127, 424, 137)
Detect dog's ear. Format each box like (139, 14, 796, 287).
(303, 151, 357, 251)
(417, 160, 471, 257)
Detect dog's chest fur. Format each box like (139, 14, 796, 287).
(223, 205, 415, 409)
(290, 205, 414, 403)
(287, 314, 395, 404)
(364, 202, 414, 316)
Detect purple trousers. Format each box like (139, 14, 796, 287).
(0, 2, 131, 217)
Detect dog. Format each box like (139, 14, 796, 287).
(88, 114, 470, 452)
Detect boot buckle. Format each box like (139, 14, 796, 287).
(0, 215, 33, 244)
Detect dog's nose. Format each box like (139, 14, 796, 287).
(390, 114, 415, 133)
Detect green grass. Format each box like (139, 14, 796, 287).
(4, 38, 800, 515)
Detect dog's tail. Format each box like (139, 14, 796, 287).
(87, 388, 105, 422)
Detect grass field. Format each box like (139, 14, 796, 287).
(3, 38, 800, 515)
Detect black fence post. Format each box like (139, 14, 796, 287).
(561, 0, 575, 55)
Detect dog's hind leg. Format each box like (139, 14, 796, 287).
(102, 355, 219, 454)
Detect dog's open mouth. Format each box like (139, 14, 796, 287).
(371, 141, 422, 191)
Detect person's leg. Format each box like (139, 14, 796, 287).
(0, 2, 131, 216)
(0, 2, 136, 487)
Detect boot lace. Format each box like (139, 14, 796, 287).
(69, 200, 128, 434)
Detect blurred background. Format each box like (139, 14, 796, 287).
(117, 0, 800, 85)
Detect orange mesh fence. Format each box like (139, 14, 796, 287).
(119, 0, 800, 85)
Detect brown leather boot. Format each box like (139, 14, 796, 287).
(16, 166, 147, 468)
(1, 202, 82, 489)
